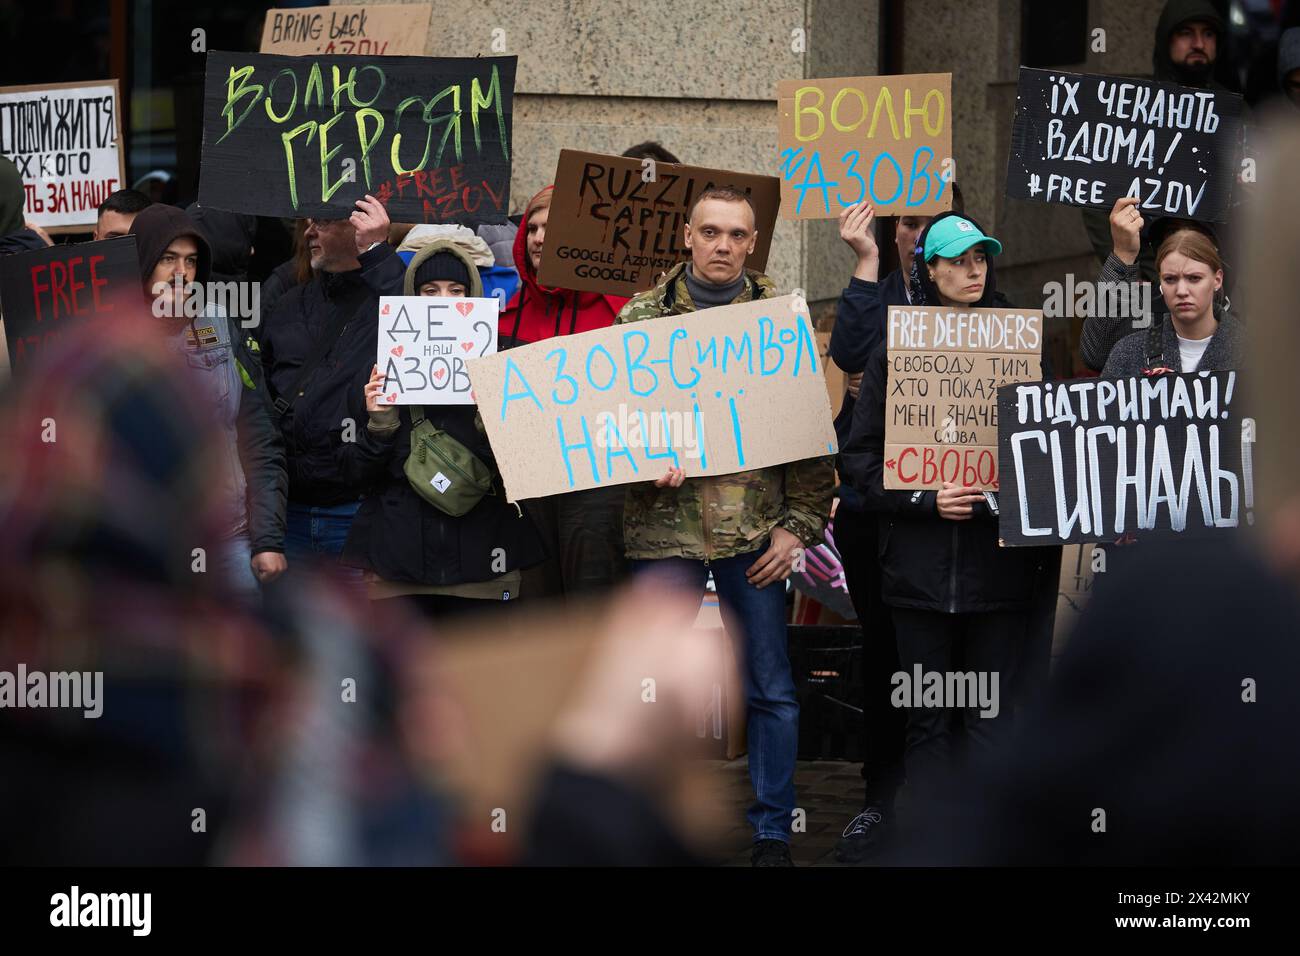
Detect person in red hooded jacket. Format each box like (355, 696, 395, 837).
(499, 185, 632, 597)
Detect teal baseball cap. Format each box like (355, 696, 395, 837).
(923, 215, 1003, 262)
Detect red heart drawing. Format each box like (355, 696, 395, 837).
(381, 304, 390, 315)
(390, 345, 404, 356)
(433, 368, 446, 381)
(460, 341, 473, 352)
(455, 301, 474, 317)
(385, 393, 397, 403)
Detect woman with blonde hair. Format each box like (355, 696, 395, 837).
(1103, 229, 1245, 377)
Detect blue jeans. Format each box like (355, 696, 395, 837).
(285, 501, 362, 568)
(632, 543, 798, 843)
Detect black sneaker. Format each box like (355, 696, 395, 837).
(834, 805, 891, 863)
(751, 839, 794, 867)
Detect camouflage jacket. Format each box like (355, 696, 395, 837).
(617, 262, 836, 561)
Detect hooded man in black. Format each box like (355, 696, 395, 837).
(129, 204, 287, 595)
(0, 156, 51, 256)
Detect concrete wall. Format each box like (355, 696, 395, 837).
(335, 0, 1169, 352)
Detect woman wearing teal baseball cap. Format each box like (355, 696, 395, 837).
(908, 211, 1008, 309)
(839, 211, 1059, 835)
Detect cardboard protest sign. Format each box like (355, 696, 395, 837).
(467, 294, 838, 501)
(884, 305, 1043, 491)
(1006, 67, 1243, 222)
(376, 295, 498, 405)
(260, 4, 432, 56)
(537, 149, 781, 298)
(776, 74, 952, 219)
(199, 52, 515, 224)
(0, 235, 140, 374)
(0, 80, 125, 232)
(997, 371, 1253, 546)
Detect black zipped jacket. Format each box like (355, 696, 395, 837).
(839, 340, 1053, 613)
(259, 245, 405, 505)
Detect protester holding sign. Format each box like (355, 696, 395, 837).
(825, 187, 962, 863)
(839, 212, 1055, 832)
(129, 204, 287, 597)
(335, 237, 545, 619)
(1102, 228, 1244, 378)
(500, 184, 632, 598)
(617, 185, 835, 867)
(1079, 0, 1241, 280)
(259, 199, 405, 574)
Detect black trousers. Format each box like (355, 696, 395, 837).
(835, 504, 905, 809)
(890, 607, 1026, 812)
(521, 485, 628, 599)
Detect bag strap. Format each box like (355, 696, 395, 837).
(1141, 318, 1175, 376)
(272, 291, 369, 418)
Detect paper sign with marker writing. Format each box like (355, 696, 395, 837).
(997, 372, 1254, 546)
(777, 74, 953, 219)
(376, 296, 498, 405)
(467, 294, 838, 501)
(0, 80, 125, 231)
(260, 4, 433, 56)
(1005, 67, 1243, 222)
(884, 305, 1043, 491)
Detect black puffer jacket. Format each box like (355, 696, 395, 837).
(336, 239, 546, 586)
(260, 244, 404, 505)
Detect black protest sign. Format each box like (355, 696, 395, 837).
(1005, 67, 1243, 222)
(537, 150, 781, 298)
(996, 371, 1254, 546)
(199, 52, 515, 224)
(0, 235, 140, 374)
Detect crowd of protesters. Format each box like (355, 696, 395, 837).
(2, 1, 1300, 868)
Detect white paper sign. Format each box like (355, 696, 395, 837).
(376, 295, 498, 405)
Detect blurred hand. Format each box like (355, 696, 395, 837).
(655, 466, 686, 488)
(936, 482, 984, 521)
(351, 194, 390, 253)
(251, 551, 287, 583)
(846, 371, 863, 399)
(746, 526, 802, 589)
(838, 202, 879, 281)
(1109, 196, 1143, 266)
(25, 221, 53, 247)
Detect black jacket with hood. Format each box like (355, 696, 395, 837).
(1081, 0, 1243, 282)
(839, 213, 1056, 613)
(259, 241, 404, 505)
(335, 239, 546, 587)
(0, 156, 48, 256)
(129, 204, 288, 554)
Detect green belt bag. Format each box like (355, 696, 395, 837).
(403, 406, 495, 517)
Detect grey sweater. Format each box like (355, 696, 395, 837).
(1102, 311, 1245, 378)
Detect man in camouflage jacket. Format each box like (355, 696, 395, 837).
(617, 186, 835, 866)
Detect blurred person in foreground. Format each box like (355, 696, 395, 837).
(0, 319, 727, 865)
(902, 120, 1300, 866)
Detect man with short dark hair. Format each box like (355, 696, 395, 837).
(618, 185, 835, 867)
(621, 141, 681, 165)
(94, 189, 152, 241)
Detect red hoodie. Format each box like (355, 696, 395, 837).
(498, 186, 629, 347)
